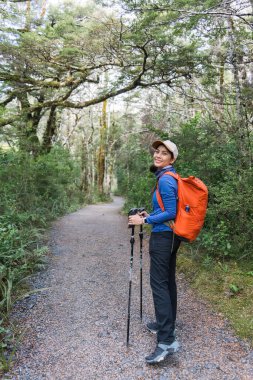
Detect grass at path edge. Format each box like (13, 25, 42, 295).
(177, 246, 253, 346)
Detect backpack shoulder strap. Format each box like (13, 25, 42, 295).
(156, 171, 179, 211)
(164, 171, 179, 180)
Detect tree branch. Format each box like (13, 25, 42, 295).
(129, 5, 253, 28)
(0, 72, 183, 129)
(0, 72, 99, 89)
(0, 94, 16, 106)
(0, 114, 22, 128)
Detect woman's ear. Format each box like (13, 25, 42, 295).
(169, 153, 175, 164)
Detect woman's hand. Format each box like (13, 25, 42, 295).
(140, 210, 149, 218)
(128, 214, 144, 225)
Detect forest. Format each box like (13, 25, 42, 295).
(0, 0, 252, 371)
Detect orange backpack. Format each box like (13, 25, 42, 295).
(156, 172, 208, 242)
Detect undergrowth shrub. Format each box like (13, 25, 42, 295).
(0, 146, 83, 361)
(202, 169, 253, 260)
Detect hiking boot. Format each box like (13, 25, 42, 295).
(145, 341, 179, 364)
(146, 321, 176, 338)
(146, 321, 159, 334)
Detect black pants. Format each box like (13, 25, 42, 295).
(149, 231, 181, 344)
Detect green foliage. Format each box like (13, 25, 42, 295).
(229, 283, 240, 294)
(170, 118, 253, 261)
(118, 115, 253, 261)
(117, 137, 154, 212)
(202, 169, 253, 259)
(0, 146, 82, 220)
(0, 146, 83, 364)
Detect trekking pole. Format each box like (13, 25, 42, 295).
(138, 207, 145, 321)
(139, 223, 143, 320)
(126, 224, 135, 346)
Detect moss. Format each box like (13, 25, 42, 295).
(177, 248, 253, 345)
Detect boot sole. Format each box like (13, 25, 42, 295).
(147, 327, 158, 334)
(146, 349, 177, 364)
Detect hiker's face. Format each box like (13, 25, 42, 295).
(153, 145, 174, 168)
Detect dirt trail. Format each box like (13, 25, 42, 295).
(4, 197, 253, 380)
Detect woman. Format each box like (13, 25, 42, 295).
(128, 139, 181, 364)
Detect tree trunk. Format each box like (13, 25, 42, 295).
(97, 100, 107, 195)
(17, 94, 42, 155)
(25, 0, 31, 31)
(79, 108, 96, 200)
(228, 17, 249, 167)
(89, 109, 96, 192)
(41, 105, 57, 152)
(219, 61, 225, 99)
(104, 103, 112, 194)
(80, 137, 88, 192)
(40, 0, 47, 19)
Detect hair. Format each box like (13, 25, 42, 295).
(149, 164, 158, 173)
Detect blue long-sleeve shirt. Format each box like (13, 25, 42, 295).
(146, 166, 178, 232)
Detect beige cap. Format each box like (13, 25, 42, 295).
(152, 140, 178, 161)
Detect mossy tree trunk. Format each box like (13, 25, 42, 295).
(41, 106, 57, 153)
(97, 100, 107, 195)
(80, 108, 95, 199)
(17, 94, 42, 156)
(228, 18, 251, 168)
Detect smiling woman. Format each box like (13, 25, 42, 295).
(153, 146, 173, 168)
(153, 140, 178, 169)
(128, 139, 181, 364)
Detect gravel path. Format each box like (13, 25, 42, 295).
(4, 197, 253, 380)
